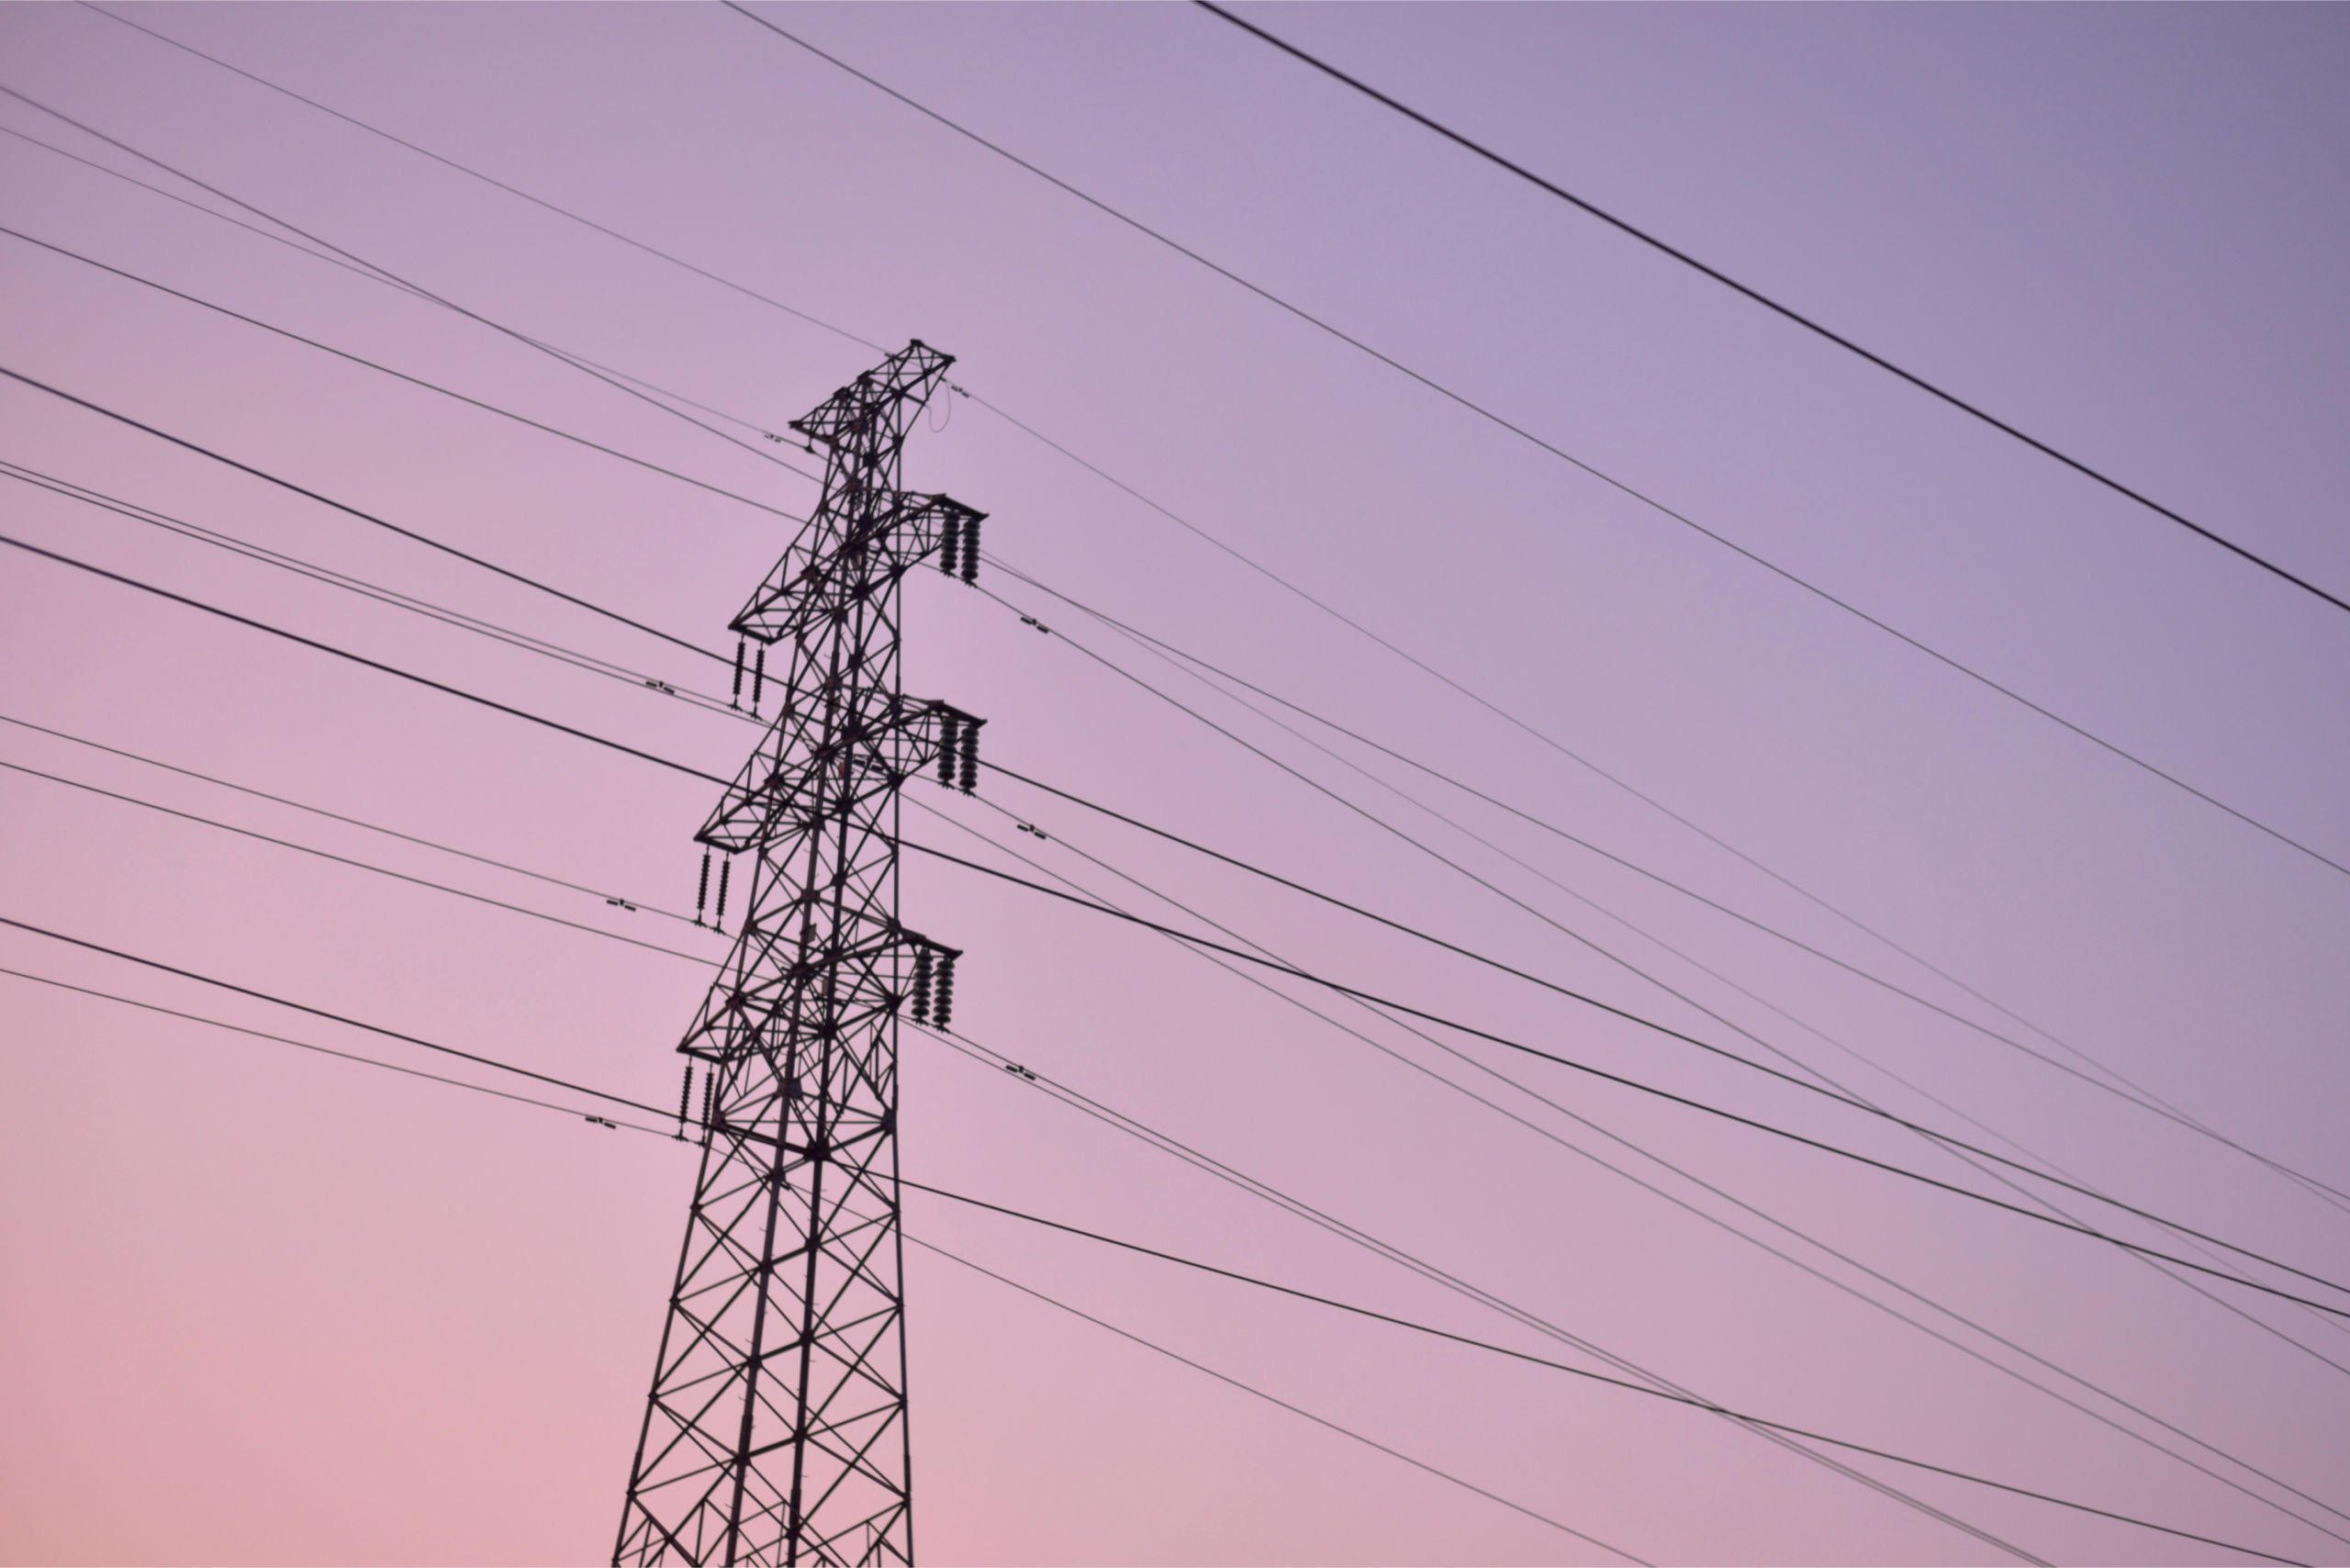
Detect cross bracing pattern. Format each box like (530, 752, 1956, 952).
(620, 343, 978, 1566)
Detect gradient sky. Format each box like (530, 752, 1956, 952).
(3, 4, 2347, 1564)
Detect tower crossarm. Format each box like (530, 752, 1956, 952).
(732, 494, 983, 645)
(785, 341, 955, 456)
(697, 696, 982, 855)
(677, 922, 958, 1067)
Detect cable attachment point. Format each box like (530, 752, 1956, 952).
(939, 513, 962, 580)
(933, 950, 957, 1027)
(909, 946, 934, 1024)
(935, 713, 960, 789)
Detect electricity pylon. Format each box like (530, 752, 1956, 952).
(617, 342, 983, 1567)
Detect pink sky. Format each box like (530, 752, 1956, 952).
(3, 4, 2346, 1563)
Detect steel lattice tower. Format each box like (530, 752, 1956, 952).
(618, 342, 984, 1567)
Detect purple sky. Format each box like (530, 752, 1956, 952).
(3, 4, 2346, 1563)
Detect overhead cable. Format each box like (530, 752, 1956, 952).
(28, 709, 2322, 1530)
(721, 3, 2348, 883)
(69, 0, 2329, 903)
(0, 710, 705, 928)
(906, 1177, 2300, 1564)
(0, 757, 717, 966)
(902, 838, 2350, 1316)
(903, 812, 2350, 1530)
(917, 781, 2350, 1413)
(986, 551, 2350, 1210)
(0, 532, 731, 787)
(0, 223, 807, 524)
(29, 402, 2322, 1231)
(0, 82, 820, 490)
(19, 727, 2333, 1533)
(0, 963, 677, 1137)
(5, 957, 2303, 1564)
(15, 524, 2334, 1316)
(0, 462, 747, 720)
(0, 122, 819, 470)
(975, 563, 2350, 1217)
(0, 913, 673, 1119)
(0, 364, 733, 666)
(949, 588, 2350, 1245)
(29, 387, 2329, 1222)
(78, 0, 886, 357)
(43, 655, 2333, 1527)
(0, 958, 1648, 1564)
(1192, 0, 2350, 622)
(905, 1229, 1660, 1562)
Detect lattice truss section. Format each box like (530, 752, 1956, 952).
(618, 342, 982, 1567)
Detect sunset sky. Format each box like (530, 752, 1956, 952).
(3, 4, 2346, 1563)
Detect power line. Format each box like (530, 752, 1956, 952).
(0, 531, 731, 787)
(0, 223, 807, 525)
(0, 118, 823, 473)
(937, 764, 2350, 1397)
(949, 411, 2345, 1189)
(35, 0, 2341, 1020)
(949, 785, 2350, 1406)
(0, 118, 410, 290)
(33, 388, 2325, 1238)
(0, 80, 825, 488)
(0, 963, 2025, 1561)
(0, 462, 749, 721)
(0, 710, 705, 928)
(28, 692, 2326, 1533)
(58, 611, 2348, 1513)
(18, 523, 2335, 1317)
(24, 0, 2344, 1162)
(33, 384, 2332, 1233)
(37, 465, 1973, 1205)
(975, 560, 2350, 1219)
(723, 3, 2349, 884)
(17, 5, 1914, 953)
(0, 913, 672, 1119)
(6, 955, 2301, 1562)
(19, 702, 2329, 1540)
(902, 1232, 1659, 1563)
(0, 963, 677, 1137)
(903, 806, 2350, 1536)
(14, 33, 2331, 1541)
(905, 1178, 2300, 1564)
(934, 595, 2350, 1273)
(0, 756, 718, 966)
(75, 0, 884, 358)
(902, 838, 2350, 1316)
(11, 704, 2189, 1538)
(972, 576, 2114, 1229)
(73, 0, 2328, 919)
(0, 364, 733, 666)
(0, 963, 1645, 1561)
(21, 245, 2071, 1223)
(1191, 1, 2350, 622)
